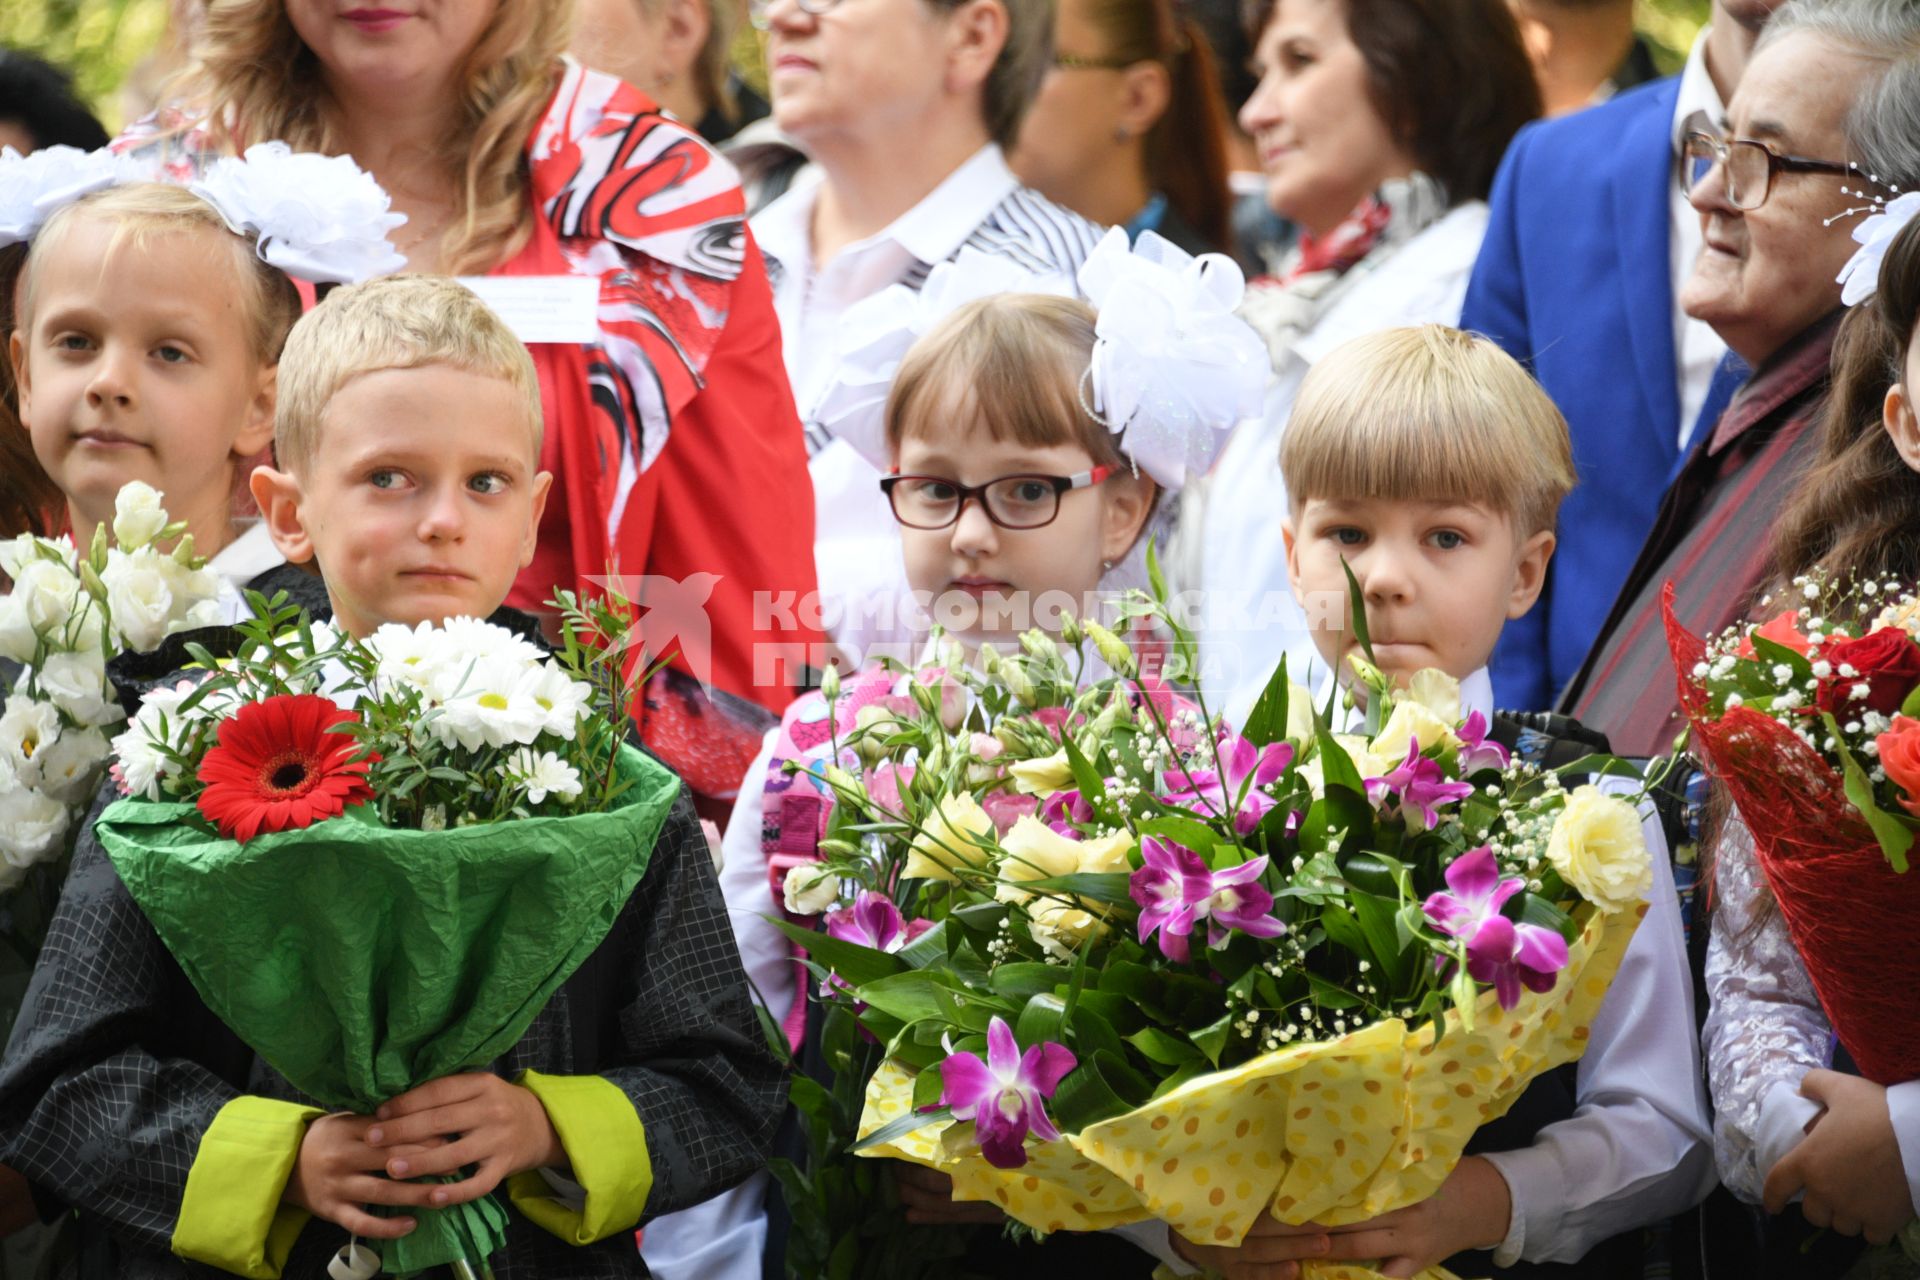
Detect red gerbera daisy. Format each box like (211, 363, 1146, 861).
(197, 694, 376, 843)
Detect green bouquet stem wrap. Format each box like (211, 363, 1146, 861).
(94, 743, 681, 1276)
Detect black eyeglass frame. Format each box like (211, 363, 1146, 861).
(880, 466, 1117, 531)
(1680, 128, 1862, 212)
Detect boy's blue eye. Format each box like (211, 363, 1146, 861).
(369, 470, 400, 489)
(1431, 530, 1465, 550)
(1329, 527, 1365, 546)
(154, 345, 188, 364)
(469, 472, 508, 495)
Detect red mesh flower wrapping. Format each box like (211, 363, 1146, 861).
(196, 694, 376, 843)
(1665, 585, 1920, 1085)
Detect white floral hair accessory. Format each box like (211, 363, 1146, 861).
(189, 142, 408, 284)
(0, 145, 147, 247)
(1077, 226, 1268, 489)
(811, 247, 1075, 468)
(1838, 190, 1920, 307)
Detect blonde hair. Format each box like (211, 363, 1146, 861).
(1281, 325, 1575, 536)
(19, 183, 302, 367)
(885, 293, 1127, 468)
(274, 276, 544, 474)
(175, 0, 571, 276)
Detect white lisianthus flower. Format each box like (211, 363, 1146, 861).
(1404, 669, 1462, 722)
(35, 726, 110, 806)
(782, 862, 840, 916)
(0, 784, 70, 869)
(0, 694, 62, 787)
(1008, 749, 1076, 796)
(1373, 700, 1461, 759)
(102, 547, 175, 652)
(508, 748, 583, 804)
(903, 792, 996, 881)
(36, 649, 117, 726)
(1545, 786, 1652, 912)
(111, 481, 169, 550)
(13, 557, 84, 639)
(0, 594, 35, 663)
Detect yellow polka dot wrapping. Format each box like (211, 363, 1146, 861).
(856, 899, 1644, 1280)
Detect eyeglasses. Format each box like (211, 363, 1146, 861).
(880, 467, 1116, 530)
(1680, 127, 1863, 212)
(749, 0, 841, 31)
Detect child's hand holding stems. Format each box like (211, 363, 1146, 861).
(286, 1073, 564, 1239)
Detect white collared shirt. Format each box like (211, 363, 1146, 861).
(207, 521, 286, 624)
(1671, 31, 1730, 447)
(751, 145, 1103, 667)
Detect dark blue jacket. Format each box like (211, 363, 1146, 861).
(1463, 77, 1727, 712)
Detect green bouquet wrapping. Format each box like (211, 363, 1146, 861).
(95, 741, 679, 1273)
(99, 593, 683, 1275)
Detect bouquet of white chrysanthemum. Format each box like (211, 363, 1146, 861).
(0, 481, 222, 1035)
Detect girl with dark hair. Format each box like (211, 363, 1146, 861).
(1175, 0, 1543, 725)
(1008, 0, 1237, 256)
(1697, 205, 1920, 1269)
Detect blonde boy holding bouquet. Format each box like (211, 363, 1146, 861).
(0, 277, 784, 1278)
(1172, 326, 1713, 1279)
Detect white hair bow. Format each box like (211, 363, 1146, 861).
(1077, 226, 1268, 489)
(1838, 190, 1920, 308)
(189, 142, 408, 284)
(811, 247, 1076, 468)
(0, 145, 146, 246)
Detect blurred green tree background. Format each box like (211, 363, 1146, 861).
(7, 0, 1712, 134)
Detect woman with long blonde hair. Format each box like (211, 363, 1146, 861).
(121, 0, 823, 818)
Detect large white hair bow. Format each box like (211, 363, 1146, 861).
(0, 145, 147, 247)
(1838, 191, 1920, 307)
(1077, 227, 1268, 489)
(189, 142, 408, 284)
(812, 247, 1075, 468)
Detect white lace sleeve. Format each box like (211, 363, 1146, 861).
(1701, 809, 1831, 1202)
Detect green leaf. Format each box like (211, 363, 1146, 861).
(1306, 973, 1361, 1009)
(1827, 715, 1917, 873)
(850, 1105, 951, 1153)
(912, 1063, 946, 1111)
(1016, 992, 1068, 1049)
(1312, 723, 1366, 798)
(770, 918, 913, 987)
(1126, 1025, 1203, 1066)
(1061, 733, 1107, 804)
(1190, 1011, 1235, 1066)
(895, 921, 950, 970)
(1340, 558, 1374, 663)
(1018, 871, 1136, 906)
(855, 971, 952, 1025)
(989, 963, 1067, 1003)
(1349, 890, 1413, 988)
(1241, 655, 1295, 748)
(1149, 1059, 1213, 1099)
(1138, 813, 1230, 853)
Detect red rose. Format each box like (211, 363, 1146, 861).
(1738, 609, 1814, 660)
(1876, 716, 1920, 815)
(1814, 628, 1920, 717)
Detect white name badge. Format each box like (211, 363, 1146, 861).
(455, 275, 600, 344)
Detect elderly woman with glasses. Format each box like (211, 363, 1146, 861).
(118, 0, 823, 820)
(1562, 0, 1920, 759)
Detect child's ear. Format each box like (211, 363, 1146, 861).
(1099, 471, 1157, 566)
(1506, 528, 1556, 620)
(9, 329, 29, 428)
(249, 465, 315, 565)
(520, 471, 554, 569)
(233, 364, 277, 460)
(1884, 383, 1920, 473)
(1281, 518, 1301, 595)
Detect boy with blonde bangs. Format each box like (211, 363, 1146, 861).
(249, 274, 553, 640)
(1, 274, 784, 1276)
(1280, 324, 1574, 700)
(1173, 324, 1713, 1280)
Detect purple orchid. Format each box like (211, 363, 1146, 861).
(939, 1016, 1077, 1168)
(824, 891, 934, 952)
(1423, 847, 1568, 1009)
(1366, 736, 1476, 831)
(1457, 711, 1511, 774)
(1129, 837, 1286, 962)
(1162, 729, 1295, 835)
(1041, 788, 1092, 834)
